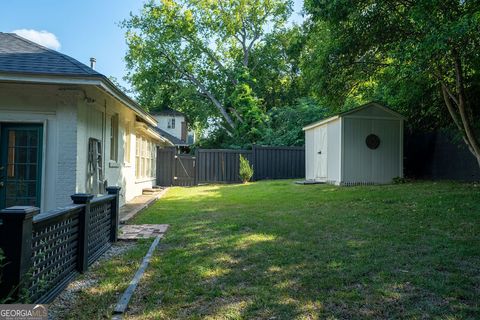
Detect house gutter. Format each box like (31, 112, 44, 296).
(134, 121, 174, 147)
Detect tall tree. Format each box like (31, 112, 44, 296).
(304, 0, 480, 166)
(122, 0, 292, 136)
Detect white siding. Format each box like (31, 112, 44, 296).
(327, 120, 341, 184)
(76, 89, 160, 206)
(1, 83, 169, 211)
(313, 125, 328, 180)
(305, 129, 315, 180)
(154, 114, 185, 140)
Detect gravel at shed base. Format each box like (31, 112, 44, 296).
(48, 241, 137, 320)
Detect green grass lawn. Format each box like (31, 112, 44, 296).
(68, 180, 480, 319)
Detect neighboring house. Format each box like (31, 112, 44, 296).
(0, 33, 173, 212)
(303, 102, 405, 185)
(151, 108, 195, 148)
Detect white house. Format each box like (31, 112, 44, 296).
(151, 108, 195, 148)
(0, 33, 173, 212)
(303, 102, 405, 185)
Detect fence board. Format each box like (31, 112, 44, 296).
(405, 131, 480, 181)
(252, 146, 305, 180)
(196, 149, 253, 183)
(157, 146, 305, 185)
(156, 147, 175, 186)
(174, 154, 196, 186)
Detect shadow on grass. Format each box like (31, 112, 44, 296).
(126, 181, 480, 319)
(55, 241, 151, 320)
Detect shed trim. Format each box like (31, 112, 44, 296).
(399, 119, 404, 177)
(302, 102, 405, 131)
(302, 115, 339, 131)
(343, 102, 406, 120)
(340, 117, 344, 182)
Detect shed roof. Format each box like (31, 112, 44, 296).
(302, 102, 405, 131)
(0, 32, 157, 126)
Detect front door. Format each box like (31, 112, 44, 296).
(0, 124, 43, 210)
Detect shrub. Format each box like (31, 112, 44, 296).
(239, 155, 254, 183)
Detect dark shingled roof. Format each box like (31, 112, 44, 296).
(0, 32, 160, 125)
(0, 32, 101, 77)
(153, 127, 189, 146)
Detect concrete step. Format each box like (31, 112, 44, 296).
(142, 187, 164, 195)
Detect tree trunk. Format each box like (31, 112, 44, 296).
(453, 55, 480, 163)
(438, 57, 480, 169)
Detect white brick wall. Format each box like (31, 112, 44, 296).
(0, 83, 78, 211)
(55, 104, 78, 207)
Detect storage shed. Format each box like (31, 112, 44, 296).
(303, 102, 405, 185)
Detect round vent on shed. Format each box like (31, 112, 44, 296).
(366, 134, 380, 149)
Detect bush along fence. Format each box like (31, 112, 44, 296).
(156, 145, 305, 186)
(0, 186, 121, 303)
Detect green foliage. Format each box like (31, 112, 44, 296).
(122, 0, 480, 152)
(239, 155, 254, 183)
(122, 0, 293, 136)
(230, 70, 268, 144)
(302, 0, 480, 162)
(249, 26, 308, 111)
(261, 98, 330, 146)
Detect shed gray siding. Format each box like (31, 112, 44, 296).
(303, 102, 404, 185)
(343, 118, 401, 184)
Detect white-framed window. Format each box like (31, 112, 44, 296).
(135, 136, 156, 179)
(124, 121, 131, 163)
(110, 114, 119, 161)
(167, 118, 176, 129)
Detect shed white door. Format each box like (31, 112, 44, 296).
(314, 126, 327, 180)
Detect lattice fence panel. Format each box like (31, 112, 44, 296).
(30, 209, 81, 302)
(87, 200, 112, 264)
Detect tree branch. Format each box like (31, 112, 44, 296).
(157, 47, 236, 129)
(453, 52, 480, 161)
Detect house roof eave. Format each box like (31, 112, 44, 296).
(0, 72, 157, 126)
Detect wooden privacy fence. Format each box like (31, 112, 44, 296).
(0, 186, 121, 303)
(156, 145, 305, 186)
(405, 131, 480, 181)
(251, 146, 305, 181)
(157, 148, 196, 186)
(196, 149, 253, 183)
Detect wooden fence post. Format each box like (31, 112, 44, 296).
(0, 206, 39, 299)
(194, 148, 199, 185)
(106, 186, 122, 242)
(71, 193, 94, 273)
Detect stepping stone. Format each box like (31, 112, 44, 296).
(118, 224, 169, 240)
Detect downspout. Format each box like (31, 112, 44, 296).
(103, 99, 107, 185)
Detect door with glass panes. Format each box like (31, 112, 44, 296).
(0, 124, 43, 210)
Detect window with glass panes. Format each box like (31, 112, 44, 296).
(135, 136, 156, 179)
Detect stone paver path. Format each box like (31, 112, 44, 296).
(119, 188, 169, 223)
(119, 224, 169, 240)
